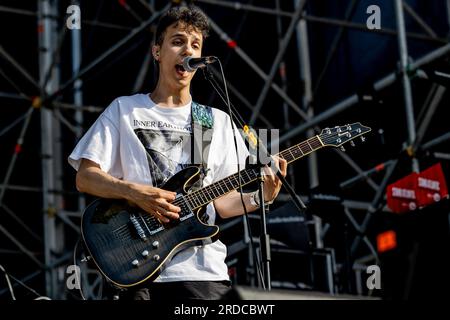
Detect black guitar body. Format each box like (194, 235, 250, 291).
(81, 165, 219, 288)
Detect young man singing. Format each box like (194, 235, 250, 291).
(69, 5, 287, 300)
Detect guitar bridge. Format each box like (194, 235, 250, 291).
(130, 214, 147, 241)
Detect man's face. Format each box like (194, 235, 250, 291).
(154, 22, 203, 89)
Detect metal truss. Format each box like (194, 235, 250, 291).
(0, 0, 449, 299)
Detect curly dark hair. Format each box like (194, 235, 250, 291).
(155, 5, 210, 46)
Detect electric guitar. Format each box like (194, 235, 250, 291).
(81, 123, 371, 287)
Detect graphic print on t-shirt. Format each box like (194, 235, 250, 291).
(134, 128, 191, 186)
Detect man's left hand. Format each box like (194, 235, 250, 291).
(261, 156, 287, 204)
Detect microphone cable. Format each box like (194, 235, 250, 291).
(203, 64, 266, 289)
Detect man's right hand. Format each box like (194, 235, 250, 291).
(127, 184, 181, 223)
(77, 158, 181, 223)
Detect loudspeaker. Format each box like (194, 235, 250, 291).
(266, 200, 311, 251)
(269, 246, 337, 294)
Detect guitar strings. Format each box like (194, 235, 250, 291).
(170, 130, 356, 209)
(109, 129, 361, 243)
(181, 128, 364, 208)
(180, 135, 325, 208)
(113, 130, 358, 234)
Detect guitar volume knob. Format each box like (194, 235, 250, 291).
(153, 255, 160, 261)
(141, 250, 149, 257)
(131, 259, 139, 267)
(152, 241, 159, 248)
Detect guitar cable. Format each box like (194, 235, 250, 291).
(73, 237, 87, 300)
(204, 63, 266, 289)
(0, 264, 16, 300)
(0, 264, 49, 300)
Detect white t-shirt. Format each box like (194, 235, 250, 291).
(68, 93, 248, 282)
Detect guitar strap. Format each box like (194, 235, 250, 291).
(190, 101, 214, 191)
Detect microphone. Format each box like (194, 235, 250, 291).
(182, 56, 217, 72)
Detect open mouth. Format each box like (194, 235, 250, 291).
(175, 64, 186, 73)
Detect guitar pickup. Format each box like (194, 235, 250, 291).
(149, 226, 164, 235)
(179, 212, 194, 221)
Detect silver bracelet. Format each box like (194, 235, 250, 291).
(249, 191, 260, 207)
(250, 191, 273, 207)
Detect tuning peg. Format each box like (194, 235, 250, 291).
(340, 146, 346, 152)
(360, 136, 366, 142)
(350, 141, 355, 147)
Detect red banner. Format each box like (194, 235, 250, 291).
(387, 172, 418, 214)
(387, 163, 448, 214)
(416, 163, 449, 207)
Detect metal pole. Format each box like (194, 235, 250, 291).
(421, 131, 450, 151)
(294, 0, 323, 249)
(0, 45, 41, 90)
(350, 160, 399, 256)
(302, 15, 448, 44)
(402, 2, 438, 38)
(277, 0, 295, 187)
(70, 0, 85, 212)
(0, 107, 34, 205)
(447, 0, 450, 28)
(413, 85, 446, 151)
(45, 5, 168, 103)
(394, 0, 419, 173)
(312, 0, 358, 98)
(301, 15, 445, 44)
(38, 0, 59, 298)
(196, 0, 293, 17)
(257, 173, 270, 290)
(0, 223, 43, 267)
(1, 204, 43, 243)
(207, 66, 275, 128)
(206, 16, 309, 123)
(249, 1, 306, 125)
(278, 42, 450, 144)
(433, 152, 450, 160)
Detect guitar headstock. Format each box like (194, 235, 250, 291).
(319, 122, 371, 148)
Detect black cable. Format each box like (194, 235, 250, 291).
(202, 68, 246, 137)
(73, 237, 87, 300)
(0, 264, 15, 300)
(205, 62, 266, 289)
(0, 264, 49, 300)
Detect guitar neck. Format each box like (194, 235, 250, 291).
(183, 135, 324, 210)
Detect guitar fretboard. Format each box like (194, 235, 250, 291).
(177, 135, 324, 210)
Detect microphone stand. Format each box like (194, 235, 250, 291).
(203, 66, 308, 290)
